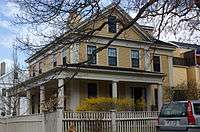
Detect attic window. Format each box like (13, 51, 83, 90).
(108, 15, 117, 33)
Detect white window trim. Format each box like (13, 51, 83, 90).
(107, 47, 118, 67)
(152, 55, 162, 72)
(130, 49, 140, 69)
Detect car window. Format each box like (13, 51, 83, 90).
(193, 103, 200, 115)
(160, 102, 187, 117)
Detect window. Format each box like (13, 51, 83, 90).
(32, 65, 36, 77)
(153, 56, 160, 72)
(88, 83, 97, 98)
(39, 62, 42, 74)
(87, 45, 97, 64)
(108, 48, 117, 66)
(160, 102, 187, 117)
(52, 51, 57, 67)
(131, 50, 139, 68)
(173, 57, 186, 66)
(108, 16, 117, 33)
(61, 47, 67, 65)
(194, 103, 200, 115)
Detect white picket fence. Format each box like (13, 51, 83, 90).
(0, 111, 159, 132)
(63, 111, 159, 132)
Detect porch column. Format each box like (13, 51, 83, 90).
(146, 85, 153, 111)
(40, 85, 45, 113)
(57, 79, 64, 110)
(168, 56, 174, 100)
(112, 81, 118, 98)
(26, 89, 31, 114)
(158, 84, 163, 111)
(57, 79, 65, 132)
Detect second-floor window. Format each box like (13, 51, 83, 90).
(52, 51, 57, 67)
(87, 45, 97, 64)
(108, 15, 117, 33)
(131, 50, 139, 68)
(61, 47, 67, 65)
(153, 56, 160, 72)
(32, 65, 36, 77)
(108, 48, 117, 66)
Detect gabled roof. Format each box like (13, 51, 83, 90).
(26, 3, 176, 63)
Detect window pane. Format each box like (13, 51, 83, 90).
(131, 50, 139, 68)
(132, 58, 139, 67)
(153, 56, 160, 72)
(108, 48, 117, 57)
(87, 45, 97, 64)
(109, 56, 117, 66)
(108, 16, 117, 33)
(131, 50, 139, 59)
(160, 102, 187, 117)
(194, 103, 200, 115)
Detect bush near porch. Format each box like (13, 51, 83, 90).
(76, 97, 146, 111)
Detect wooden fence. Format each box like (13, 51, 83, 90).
(63, 111, 159, 132)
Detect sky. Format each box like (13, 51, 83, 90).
(0, 0, 28, 71)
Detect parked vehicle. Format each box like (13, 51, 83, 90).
(157, 100, 200, 132)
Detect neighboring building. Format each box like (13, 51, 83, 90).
(172, 41, 200, 97)
(0, 62, 28, 116)
(12, 3, 177, 114)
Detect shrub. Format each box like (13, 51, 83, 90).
(76, 97, 134, 111)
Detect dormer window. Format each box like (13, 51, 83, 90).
(108, 15, 117, 33)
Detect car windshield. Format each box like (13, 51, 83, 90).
(193, 103, 200, 115)
(160, 102, 187, 117)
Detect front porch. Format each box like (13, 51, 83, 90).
(11, 65, 164, 115)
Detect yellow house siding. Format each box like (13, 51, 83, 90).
(173, 66, 188, 87)
(79, 43, 86, 63)
(161, 55, 169, 86)
(98, 45, 108, 66)
(140, 49, 145, 70)
(118, 47, 130, 68)
(187, 67, 198, 82)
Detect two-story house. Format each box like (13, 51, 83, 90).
(12, 3, 177, 114)
(172, 41, 200, 99)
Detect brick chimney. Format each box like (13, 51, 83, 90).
(0, 62, 6, 76)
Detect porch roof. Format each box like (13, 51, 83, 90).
(9, 65, 164, 93)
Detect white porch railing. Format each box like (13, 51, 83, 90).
(63, 111, 159, 132)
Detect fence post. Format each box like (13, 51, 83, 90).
(111, 110, 117, 132)
(57, 110, 63, 132)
